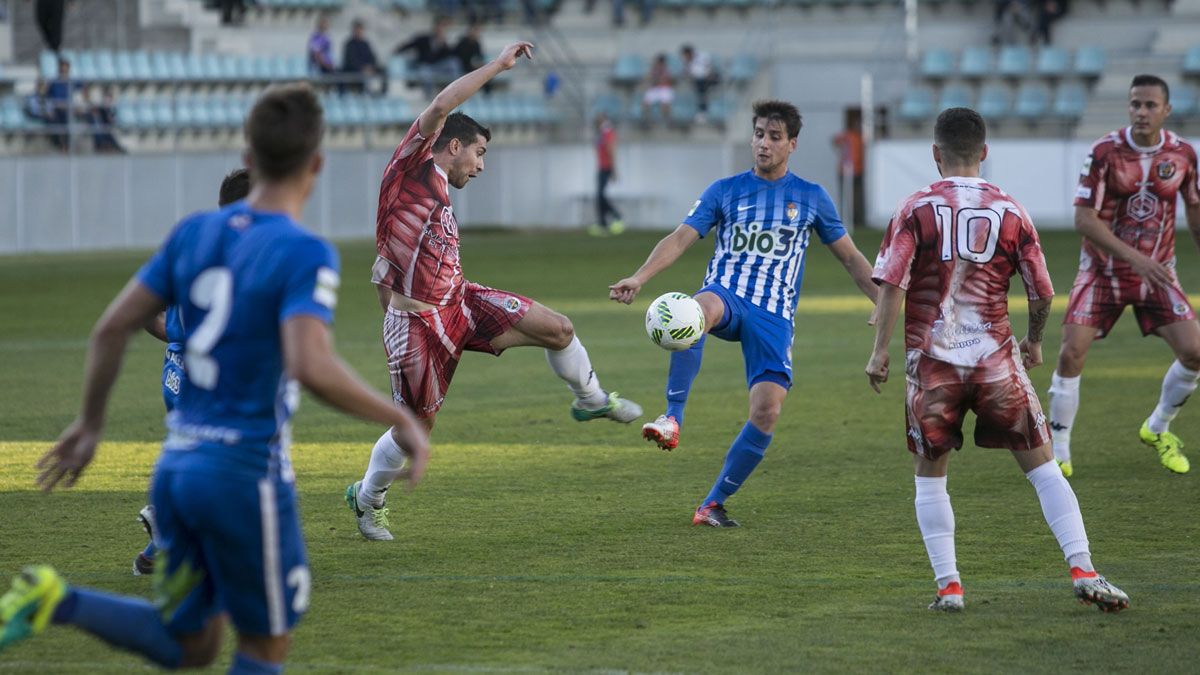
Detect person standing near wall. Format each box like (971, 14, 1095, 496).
(591, 112, 625, 236)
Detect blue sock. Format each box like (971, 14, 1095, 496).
(703, 421, 772, 506)
(141, 541, 156, 559)
(665, 334, 706, 427)
(52, 587, 182, 668)
(230, 652, 284, 674)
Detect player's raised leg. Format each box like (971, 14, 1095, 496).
(489, 301, 642, 423)
(644, 290, 725, 450)
(912, 452, 963, 612)
(1049, 323, 1098, 477)
(1141, 319, 1200, 473)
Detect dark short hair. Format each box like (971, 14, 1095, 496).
(244, 83, 324, 181)
(432, 112, 491, 153)
(752, 99, 803, 139)
(1130, 74, 1170, 103)
(934, 107, 987, 166)
(218, 168, 251, 206)
(681, 45, 694, 56)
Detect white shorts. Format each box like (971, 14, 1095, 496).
(643, 86, 674, 106)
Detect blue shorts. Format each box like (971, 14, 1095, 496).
(161, 349, 184, 412)
(697, 283, 794, 389)
(150, 461, 309, 637)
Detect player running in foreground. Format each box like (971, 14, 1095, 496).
(133, 167, 252, 577)
(347, 41, 642, 541)
(609, 100, 878, 527)
(0, 84, 430, 671)
(866, 107, 1129, 613)
(1049, 74, 1200, 477)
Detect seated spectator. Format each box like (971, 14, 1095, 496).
(84, 86, 124, 154)
(1035, 0, 1068, 45)
(680, 45, 719, 119)
(992, 0, 1034, 45)
(24, 78, 51, 122)
(641, 53, 674, 123)
(454, 22, 490, 94)
(342, 19, 385, 95)
(395, 16, 460, 98)
(46, 57, 81, 151)
(308, 14, 336, 76)
(217, 0, 249, 25)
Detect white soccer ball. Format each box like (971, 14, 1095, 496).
(645, 292, 705, 351)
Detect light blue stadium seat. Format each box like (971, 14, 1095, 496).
(665, 53, 685, 80)
(706, 95, 732, 124)
(114, 102, 138, 129)
(132, 52, 154, 81)
(919, 49, 954, 79)
(343, 98, 367, 125)
(592, 92, 624, 120)
(977, 83, 1012, 118)
(1074, 46, 1105, 78)
(937, 84, 972, 112)
(200, 54, 223, 80)
(1052, 82, 1088, 119)
(76, 51, 98, 80)
(612, 54, 647, 86)
(114, 52, 135, 81)
(1172, 85, 1197, 117)
(209, 98, 232, 127)
(218, 55, 240, 80)
(898, 87, 934, 121)
(388, 98, 410, 125)
(192, 99, 214, 127)
(174, 99, 195, 127)
(959, 47, 993, 78)
(286, 55, 308, 79)
(154, 100, 175, 127)
(1184, 46, 1200, 76)
(96, 51, 118, 80)
(150, 52, 172, 80)
(324, 97, 346, 126)
(40, 51, 57, 79)
(135, 101, 156, 129)
(726, 53, 758, 84)
(168, 53, 189, 81)
(256, 56, 277, 80)
(235, 56, 257, 81)
(671, 91, 699, 124)
(1035, 46, 1070, 77)
(1013, 82, 1050, 119)
(183, 54, 205, 81)
(997, 45, 1031, 77)
(387, 56, 409, 81)
(226, 99, 249, 126)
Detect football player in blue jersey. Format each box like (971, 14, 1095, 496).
(0, 84, 430, 673)
(133, 167, 253, 577)
(610, 100, 878, 527)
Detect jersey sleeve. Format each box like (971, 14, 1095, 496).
(1013, 210, 1054, 301)
(388, 119, 440, 174)
(136, 215, 196, 304)
(280, 238, 341, 325)
(682, 179, 724, 237)
(872, 200, 917, 290)
(811, 185, 848, 245)
(1073, 140, 1109, 210)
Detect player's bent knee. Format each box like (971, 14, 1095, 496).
(748, 405, 781, 434)
(176, 628, 224, 669)
(545, 314, 575, 350)
(1177, 350, 1200, 372)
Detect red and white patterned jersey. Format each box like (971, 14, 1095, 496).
(873, 176, 1054, 377)
(372, 120, 465, 305)
(1074, 127, 1200, 277)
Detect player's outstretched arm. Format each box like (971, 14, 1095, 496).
(609, 224, 700, 304)
(417, 41, 533, 137)
(283, 315, 430, 488)
(1019, 296, 1052, 371)
(1074, 205, 1172, 287)
(38, 280, 166, 492)
(826, 234, 880, 306)
(865, 283, 904, 394)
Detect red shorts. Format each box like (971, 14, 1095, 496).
(383, 282, 531, 418)
(1064, 271, 1196, 338)
(904, 344, 1050, 459)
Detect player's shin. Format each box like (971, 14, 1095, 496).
(1048, 372, 1081, 463)
(52, 587, 182, 667)
(665, 335, 705, 426)
(361, 429, 408, 508)
(231, 651, 283, 674)
(1147, 360, 1200, 434)
(702, 421, 769, 505)
(546, 336, 607, 408)
(914, 476, 959, 589)
(1025, 460, 1094, 573)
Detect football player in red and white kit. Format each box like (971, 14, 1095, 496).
(866, 108, 1129, 613)
(345, 41, 642, 540)
(1049, 75, 1200, 476)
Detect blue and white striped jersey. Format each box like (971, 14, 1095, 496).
(684, 170, 846, 320)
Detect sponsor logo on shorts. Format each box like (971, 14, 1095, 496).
(1174, 302, 1189, 316)
(503, 297, 522, 313)
(1157, 161, 1176, 180)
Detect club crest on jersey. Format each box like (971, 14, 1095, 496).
(1157, 161, 1176, 180)
(786, 202, 798, 222)
(1126, 192, 1159, 222)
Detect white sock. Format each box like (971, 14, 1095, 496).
(1147, 360, 1200, 434)
(359, 429, 407, 508)
(914, 476, 959, 589)
(546, 336, 607, 408)
(1026, 461, 1094, 572)
(1048, 372, 1081, 463)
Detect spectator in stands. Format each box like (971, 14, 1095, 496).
(1035, 0, 1068, 45)
(84, 86, 123, 154)
(308, 14, 336, 77)
(992, 0, 1034, 45)
(342, 19, 385, 95)
(35, 0, 67, 53)
(395, 16, 460, 98)
(680, 45, 719, 121)
(46, 57, 80, 151)
(454, 22, 490, 95)
(597, 0, 651, 27)
(591, 112, 624, 236)
(831, 114, 864, 227)
(24, 78, 51, 123)
(217, 0, 249, 26)
(641, 53, 674, 124)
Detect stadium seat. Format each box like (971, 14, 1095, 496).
(1172, 85, 1197, 118)
(897, 87, 934, 121)
(132, 52, 153, 81)
(592, 92, 624, 120)
(665, 53, 685, 80)
(706, 95, 732, 125)
(39, 51, 57, 79)
(612, 54, 647, 86)
(1184, 46, 1200, 76)
(387, 56, 409, 81)
(1052, 82, 1088, 119)
(671, 92, 700, 124)
(1035, 46, 1070, 78)
(959, 47, 993, 79)
(919, 49, 955, 79)
(76, 51, 98, 80)
(997, 45, 1031, 78)
(937, 84, 972, 112)
(726, 53, 758, 85)
(1013, 82, 1050, 119)
(115, 52, 135, 81)
(976, 83, 1012, 118)
(1074, 46, 1106, 78)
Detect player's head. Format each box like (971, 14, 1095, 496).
(932, 107, 988, 175)
(243, 83, 324, 193)
(218, 168, 251, 206)
(432, 112, 490, 189)
(1129, 74, 1171, 138)
(316, 14, 329, 32)
(750, 100, 801, 175)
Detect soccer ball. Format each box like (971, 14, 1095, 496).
(645, 292, 705, 351)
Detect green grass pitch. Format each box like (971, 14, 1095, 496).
(1, 229, 1198, 673)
